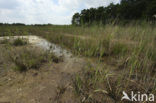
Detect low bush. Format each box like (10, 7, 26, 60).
(13, 38, 27, 46)
(9, 47, 60, 72)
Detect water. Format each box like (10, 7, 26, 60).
(0, 36, 72, 60)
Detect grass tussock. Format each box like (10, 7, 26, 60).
(10, 47, 48, 71)
(0, 38, 28, 46)
(0, 44, 60, 72)
(13, 38, 27, 46)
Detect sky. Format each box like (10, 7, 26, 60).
(0, 0, 120, 25)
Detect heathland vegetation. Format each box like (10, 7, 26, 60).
(0, 0, 156, 102)
(0, 23, 155, 102)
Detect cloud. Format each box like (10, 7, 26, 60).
(0, 0, 120, 24)
(0, 0, 19, 9)
(84, 0, 120, 8)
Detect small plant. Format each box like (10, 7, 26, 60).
(55, 85, 67, 101)
(0, 39, 9, 44)
(9, 47, 59, 72)
(13, 38, 27, 46)
(73, 75, 83, 95)
(48, 53, 63, 63)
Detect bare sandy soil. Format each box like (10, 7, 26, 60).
(0, 57, 86, 103)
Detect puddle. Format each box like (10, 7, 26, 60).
(0, 36, 72, 60)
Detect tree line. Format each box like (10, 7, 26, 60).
(0, 23, 54, 26)
(72, 0, 156, 25)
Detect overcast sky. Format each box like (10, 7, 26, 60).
(0, 0, 120, 24)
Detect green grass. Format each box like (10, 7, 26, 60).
(13, 38, 27, 46)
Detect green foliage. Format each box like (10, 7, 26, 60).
(0, 39, 9, 44)
(72, 0, 156, 25)
(111, 43, 128, 56)
(72, 13, 81, 26)
(8, 47, 59, 72)
(73, 75, 83, 95)
(10, 48, 46, 71)
(13, 38, 27, 46)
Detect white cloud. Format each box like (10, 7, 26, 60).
(84, 0, 120, 8)
(0, 0, 120, 24)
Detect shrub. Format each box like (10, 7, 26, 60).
(9, 47, 59, 72)
(13, 38, 27, 46)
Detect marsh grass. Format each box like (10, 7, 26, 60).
(73, 62, 156, 102)
(73, 64, 117, 102)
